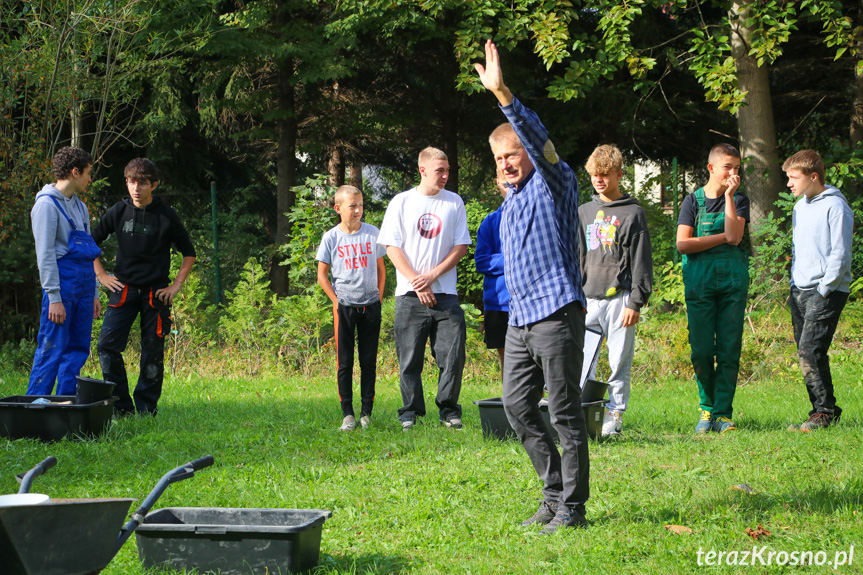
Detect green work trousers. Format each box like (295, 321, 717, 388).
(683, 248, 748, 418)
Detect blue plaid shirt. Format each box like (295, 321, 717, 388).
(500, 97, 586, 327)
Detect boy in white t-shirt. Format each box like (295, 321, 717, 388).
(377, 147, 472, 430)
(316, 185, 386, 431)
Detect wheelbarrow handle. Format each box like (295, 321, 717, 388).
(17, 456, 58, 494)
(189, 455, 214, 471)
(115, 455, 215, 554)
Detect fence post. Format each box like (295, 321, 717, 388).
(671, 158, 679, 264)
(210, 181, 222, 306)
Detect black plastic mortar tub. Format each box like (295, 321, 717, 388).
(473, 397, 609, 442)
(75, 376, 116, 404)
(0, 395, 115, 441)
(135, 507, 333, 574)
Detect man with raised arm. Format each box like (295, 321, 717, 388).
(475, 40, 590, 534)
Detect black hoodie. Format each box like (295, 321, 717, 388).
(577, 193, 653, 312)
(92, 196, 196, 288)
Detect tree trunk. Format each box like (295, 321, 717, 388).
(328, 146, 345, 187)
(349, 159, 363, 190)
(729, 1, 782, 229)
(851, 1, 863, 150)
(70, 101, 83, 149)
(272, 62, 297, 296)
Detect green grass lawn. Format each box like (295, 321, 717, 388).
(1, 358, 862, 574)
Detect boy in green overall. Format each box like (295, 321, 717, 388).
(676, 144, 750, 433)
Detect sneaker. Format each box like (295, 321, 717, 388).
(712, 416, 736, 433)
(521, 500, 559, 527)
(402, 420, 415, 431)
(359, 415, 371, 429)
(442, 417, 463, 429)
(539, 508, 587, 535)
(797, 412, 832, 432)
(602, 411, 622, 437)
(695, 410, 713, 434)
(340, 415, 356, 431)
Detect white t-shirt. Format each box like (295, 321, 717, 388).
(316, 223, 386, 306)
(378, 188, 472, 296)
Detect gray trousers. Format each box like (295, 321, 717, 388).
(503, 302, 589, 515)
(394, 294, 465, 423)
(585, 291, 636, 413)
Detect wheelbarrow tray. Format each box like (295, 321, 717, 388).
(0, 497, 135, 575)
(0, 395, 115, 441)
(135, 507, 333, 574)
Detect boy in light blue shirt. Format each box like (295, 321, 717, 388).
(783, 150, 853, 431)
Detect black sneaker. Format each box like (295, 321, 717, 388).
(539, 508, 587, 535)
(521, 500, 559, 527)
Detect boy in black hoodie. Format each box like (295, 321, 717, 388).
(92, 159, 196, 415)
(578, 145, 652, 436)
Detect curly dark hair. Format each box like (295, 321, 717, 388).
(53, 147, 93, 180)
(124, 158, 159, 183)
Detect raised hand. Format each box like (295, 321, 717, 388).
(474, 40, 513, 106)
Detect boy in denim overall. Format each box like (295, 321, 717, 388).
(677, 144, 750, 433)
(28, 147, 102, 396)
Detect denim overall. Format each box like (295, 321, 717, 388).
(682, 188, 748, 418)
(28, 196, 101, 395)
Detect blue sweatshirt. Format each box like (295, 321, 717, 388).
(475, 207, 510, 311)
(791, 185, 853, 296)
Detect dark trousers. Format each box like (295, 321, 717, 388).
(394, 293, 465, 423)
(97, 285, 171, 414)
(335, 301, 381, 417)
(789, 286, 848, 416)
(503, 303, 589, 515)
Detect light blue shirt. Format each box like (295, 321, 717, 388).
(791, 186, 853, 296)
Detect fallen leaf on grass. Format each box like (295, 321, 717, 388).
(731, 483, 754, 494)
(664, 525, 693, 534)
(745, 524, 771, 540)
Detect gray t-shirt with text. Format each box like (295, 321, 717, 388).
(316, 222, 385, 306)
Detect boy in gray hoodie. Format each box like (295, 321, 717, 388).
(578, 145, 652, 436)
(783, 150, 853, 431)
(27, 147, 102, 396)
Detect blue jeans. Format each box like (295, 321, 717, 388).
(503, 302, 589, 515)
(789, 286, 848, 416)
(394, 294, 465, 423)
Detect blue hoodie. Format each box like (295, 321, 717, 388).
(791, 185, 853, 296)
(31, 184, 98, 303)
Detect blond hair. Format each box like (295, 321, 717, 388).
(585, 144, 623, 175)
(334, 185, 362, 206)
(782, 149, 825, 185)
(488, 123, 520, 151)
(418, 147, 448, 166)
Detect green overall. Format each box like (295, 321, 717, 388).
(682, 188, 748, 418)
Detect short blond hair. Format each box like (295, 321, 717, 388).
(585, 144, 623, 175)
(782, 149, 825, 185)
(334, 185, 362, 205)
(488, 123, 521, 151)
(418, 147, 448, 166)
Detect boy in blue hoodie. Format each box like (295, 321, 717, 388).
(783, 150, 853, 431)
(28, 147, 102, 395)
(475, 172, 510, 371)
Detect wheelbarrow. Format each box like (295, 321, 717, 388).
(0, 454, 214, 575)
